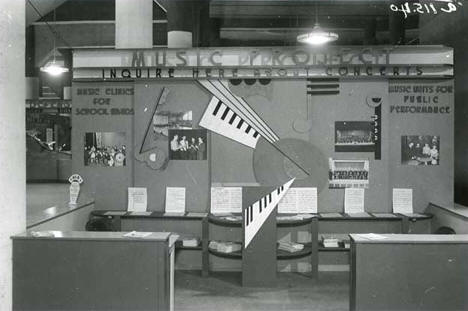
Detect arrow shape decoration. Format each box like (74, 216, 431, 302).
(244, 178, 295, 248)
(139, 87, 170, 154)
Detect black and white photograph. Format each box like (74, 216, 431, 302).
(3, 1, 468, 311)
(84, 132, 126, 167)
(328, 158, 369, 189)
(335, 121, 375, 152)
(153, 110, 192, 138)
(401, 135, 440, 166)
(168, 129, 207, 160)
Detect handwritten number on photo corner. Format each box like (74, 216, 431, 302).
(390, 1, 462, 19)
(440, 3, 458, 13)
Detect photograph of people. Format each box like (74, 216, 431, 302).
(168, 129, 207, 160)
(334, 121, 375, 152)
(188, 137, 198, 160)
(197, 137, 206, 160)
(401, 135, 440, 166)
(84, 132, 126, 167)
(170, 134, 180, 160)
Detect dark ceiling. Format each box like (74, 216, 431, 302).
(27, 0, 419, 47)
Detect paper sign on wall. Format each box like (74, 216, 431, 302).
(210, 187, 242, 214)
(278, 187, 317, 214)
(165, 187, 186, 213)
(128, 187, 148, 212)
(392, 188, 413, 214)
(344, 188, 365, 214)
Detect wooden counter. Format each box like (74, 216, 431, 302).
(350, 234, 468, 311)
(12, 231, 176, 311)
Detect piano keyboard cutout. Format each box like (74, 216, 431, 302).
(198, 80, 280, 147)
(244, 178, 295, 248)
(200, 97, 261, 148)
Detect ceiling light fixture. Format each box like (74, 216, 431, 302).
(297, 2, 339, 45)
(40, 7, 69, 76)
(41, 61, 69, 76)
(297, 23, 339, 45)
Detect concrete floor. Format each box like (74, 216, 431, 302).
(175, 271, 349, 311)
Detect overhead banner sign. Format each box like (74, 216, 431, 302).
(73, 46, 453, 80)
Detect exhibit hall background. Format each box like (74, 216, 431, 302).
(419, 7, 468, 206)
(72, 78, 453, 212)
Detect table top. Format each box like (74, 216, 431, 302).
(13, 230, 174, 243)
(27, 195, 95, 229)
(429, 202, 468, 219)
(350, 233, 468, 244)
(91, 210, 208, 219)
(92, 210, 432, 224)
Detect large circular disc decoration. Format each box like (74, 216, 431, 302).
(253, 138, 328, 191)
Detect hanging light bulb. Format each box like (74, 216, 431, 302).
(40, 7, 69, 76)
(297, 2, 339, 45)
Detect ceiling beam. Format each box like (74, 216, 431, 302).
(210, 0, 392, 19)
(220, 15, 419, 30)
(220, 28, 419, 45)
(26, 0, 67, 26)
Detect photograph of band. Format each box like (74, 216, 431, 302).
(152, 110, 192, 138)
(401, 135, 440, 166)
(335, 121, 375, 152)
(84, 132, 126, 167)
(168, 129, 207, 160)
(328, 158, 369, 188)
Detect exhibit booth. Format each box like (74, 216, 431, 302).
(71, 45, 454, 270)
(15, 45, 465, 310)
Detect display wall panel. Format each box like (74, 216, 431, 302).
(71, 78, 453, 214)
(72, 82, 134, 210)
(133, 81, 211, 212)
(309, 80, 390, 213)
(388, 79, 454, 212)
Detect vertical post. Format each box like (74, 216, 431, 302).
(0, 1, 26, 309)
(242, 187, 277, 287)
(115, 0, 153, 49)
(310, 217, 319, 278)
(401, 215, 410, 233)
(198, 1, 221, 47)
(389, 1, 406, 45)
(26, 25, 39, 100)
(201, 216, 209, 277)
(167, 0, 194, 48)
(113, 215, 122, 231)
